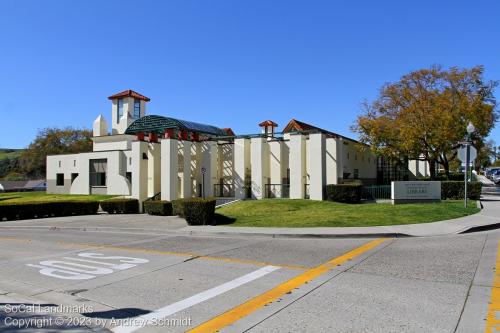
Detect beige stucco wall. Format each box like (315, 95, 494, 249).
(339, 139, 376, 183)
(47, 150, 131, 196)
(92, 135, 134, 152)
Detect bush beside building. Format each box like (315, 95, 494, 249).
(325, 184, 363, 203)
(0, 201, 99, 221)
(441, 181, 482, 200)
(100, 198, 139, 214)
(144, 200, 173, 216)
(182, 198, 216, 225)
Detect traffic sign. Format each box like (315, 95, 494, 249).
(458, 145, 477, 163)
(201, 167, 206, 174)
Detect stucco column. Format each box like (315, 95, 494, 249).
(192, 142, 201, 197)
(147, 143, 161, 197)
(161, 138, 178, 201)
(309, 133, 326, 200)
(326, 138, 338, 185)
(268, 140, 283, 198)
(201, 141, 217, 197)
(251, 137, 270, 199)
(336, 138, 344, 183)
(289, 133, 306, 199)
(132, 141, 149, 211)
(234, 138, 250, 199)
(182, 141, 192, 198)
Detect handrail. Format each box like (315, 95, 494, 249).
(144, 192, 162, 202)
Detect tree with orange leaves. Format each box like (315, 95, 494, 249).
(354, 65, 498, 179)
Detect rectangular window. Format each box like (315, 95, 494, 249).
(56, 173, 64, 186)
(126, 172, 132, 184)
(73, 160, 76, 167)
(133, 99, 140, 118)
(354, 169, 359, 179)
(71, 173, 78, 184)
(89, 159, 107, 186)
(58, 161, 61, 168)
(117, 98, 124, 122)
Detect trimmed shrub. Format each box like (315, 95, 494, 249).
(100, 198, 139, 214)
(172, 198, 188, 217)
(144, 200, 173, 216)
(0, 201, 99, 221)
(325, 184, 362, 204)
(441, 181, 482, 200)
(183, 198, 216, 226)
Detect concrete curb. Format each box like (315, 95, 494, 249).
(1, 197, 498, 239)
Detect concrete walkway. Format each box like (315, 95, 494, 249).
(182, 195, 500, 238)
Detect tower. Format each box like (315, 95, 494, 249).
(107, 90, 150, 134)
(259, 120, 278, 138)
(93, 114, 108, 137)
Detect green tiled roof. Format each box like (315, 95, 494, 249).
(125, 115, 226, 136)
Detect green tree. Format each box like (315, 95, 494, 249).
(3, 171, 26, 181)
(20, 127, 93, 178)
(354, 65, 498, 179)
(0, 157, 21, 179)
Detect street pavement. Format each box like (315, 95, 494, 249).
(0, 201, 499, 332)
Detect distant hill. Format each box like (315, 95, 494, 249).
(0, 149, 24, 160)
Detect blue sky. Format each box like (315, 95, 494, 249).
(1, 0, 499, 149)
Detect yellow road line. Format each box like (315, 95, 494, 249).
(0, 236, 306, 270)
(57, 241, 199, 257)
(187, 238, 389, 333)
(197, 255, 306, 271)
(58, 241, 307, 270)
(0, 236, 32, 242)
(485, 241, 500, 332)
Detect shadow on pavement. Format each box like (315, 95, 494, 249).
(83, 308, 150, 319)
(0, 303, 152, 332)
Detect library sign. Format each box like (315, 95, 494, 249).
(391, 181, 441, 204)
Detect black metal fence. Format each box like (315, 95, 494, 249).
(213, 183, 235, 197)
(362, 185, 391, 200)
(265, 184, 290, 198)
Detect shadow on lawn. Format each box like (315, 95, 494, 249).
(213, 213, 236, 226)
(0, 197, 20, 202)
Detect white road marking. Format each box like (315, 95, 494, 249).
(26, 252, 149, 280)
(111, 265, 280, 333)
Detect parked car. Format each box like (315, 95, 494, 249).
(487, 168, 500, 180)
(493, 170, 500, 185)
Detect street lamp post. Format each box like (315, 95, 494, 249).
(464, 122, 475, 208)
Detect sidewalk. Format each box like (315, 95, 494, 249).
(181, 195, 500, 238)
(1, 195, 499, 238)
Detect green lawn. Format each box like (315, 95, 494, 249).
(215, 199, 480, 227)
(0, 192, 116, 203)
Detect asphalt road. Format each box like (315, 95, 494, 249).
(0, 214, 498, 332)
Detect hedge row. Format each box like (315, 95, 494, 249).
(100, 199, 139, 214)
(183, 198, 216, 225)
(172, 198, 188, 217)
(144, 200, 173, 216)
(441, 181, 482, 200)
(325, 184, 362, 204)
(0, 201, 100, 221)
